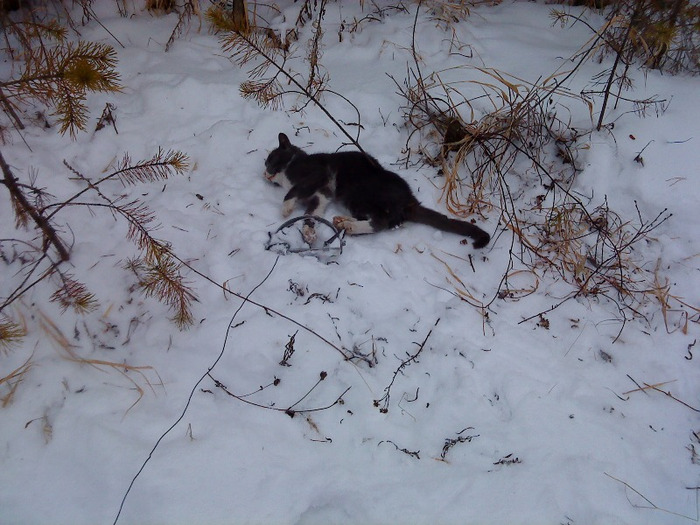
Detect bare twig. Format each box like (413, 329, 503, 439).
(208, 371, 349, 418)
(379, 440, 420, 460)
(1, 151, 70, 261)
(605, 472, 698, 521)
(374, 318, 439, 413)
(220, 29, 364, 152)
(114, 255, 279, 524)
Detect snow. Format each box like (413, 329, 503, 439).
(1, 2, 699, 524)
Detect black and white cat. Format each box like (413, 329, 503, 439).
(263, 133, 490, 249)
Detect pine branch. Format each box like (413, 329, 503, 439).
(0, 151, 70, 261)
(55, 86, 88, 138)
(45, 149, 189, 222)
(2, 148, 195, 328)
(134, 256, 197, 329)
(206, 2, 251, 34)
(53, 150, 193, 328)
(1, 40, 122, 138)
(40, 196, 196, 329)
(219, 28, 364, 152)
(0, 314, 27, 355)
(115, 149, 190, 186)
(0, 252, 60, 315)
(240, 79, 284, 109)
(50, 274, 98, 314)
(2, 147, 194, 328)
(119, 201, 164, 258)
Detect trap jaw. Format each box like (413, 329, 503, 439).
(265, 215, 345, 264)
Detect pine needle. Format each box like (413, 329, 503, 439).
(2, 39, 122, 138)
(138, 257, 196, 328)
(50, 275, 99, 314)
(115, 148, 190, 186)
(0, 314, 27, 354)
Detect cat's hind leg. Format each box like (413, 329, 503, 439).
(333, 216, 376, 235)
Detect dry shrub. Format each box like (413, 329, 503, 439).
(145, 0, 176, 12)
(397, 65, 588, 218)
(396, 52, 692, 338)
(552, 1, 699, 74)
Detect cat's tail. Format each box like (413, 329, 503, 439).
(408, 204, 490, 249)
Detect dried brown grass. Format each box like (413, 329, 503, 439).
(38, 309, 162, 415)
(398, 50, 692, 337)
(1, 353, 33, 408)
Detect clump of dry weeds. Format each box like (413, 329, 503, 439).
(397, 15, 695, 339)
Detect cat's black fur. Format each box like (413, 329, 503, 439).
(264, 133, 490, 249)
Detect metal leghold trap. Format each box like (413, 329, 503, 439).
(265, 215, 345, 264)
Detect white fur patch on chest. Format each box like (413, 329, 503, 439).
(266, 169, 293, 191)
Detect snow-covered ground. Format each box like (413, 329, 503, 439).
(2, 2, 699, 524)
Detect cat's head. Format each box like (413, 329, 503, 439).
(264, 133, 300, 186)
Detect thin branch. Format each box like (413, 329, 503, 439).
(169, 251, 350, 360)
(374, 318, 439, 413)
(0, 151, 70, 261)
(223, 30, 364, 153)
(605, 472, 698, 521)
(113, 255, 280, 525)
(209, 371, 350, 418)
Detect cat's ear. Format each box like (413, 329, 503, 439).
(278, 133, 291, 149)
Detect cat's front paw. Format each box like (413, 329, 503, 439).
(282, 199, 296, 218)
(302, 224, 317, 244)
